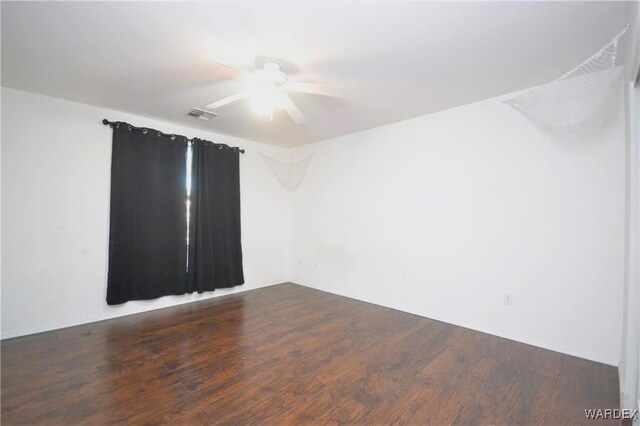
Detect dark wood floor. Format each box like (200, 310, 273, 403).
(2, 283, 619, 425)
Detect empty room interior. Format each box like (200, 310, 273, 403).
(2, 1, 640, 424)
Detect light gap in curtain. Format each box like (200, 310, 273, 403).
(186, 141, 193, 273)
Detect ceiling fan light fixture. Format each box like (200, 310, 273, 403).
(249, 85, 287, 117)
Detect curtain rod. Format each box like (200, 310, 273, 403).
(102, 119, 245, 154)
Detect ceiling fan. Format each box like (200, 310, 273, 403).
(205, 61, 346, 124)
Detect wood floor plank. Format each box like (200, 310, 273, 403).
(1, 283, 619, 425)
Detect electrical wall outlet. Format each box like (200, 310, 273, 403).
(503, 294, 513, 306)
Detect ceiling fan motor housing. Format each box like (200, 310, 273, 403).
(258, 62, 288, 87)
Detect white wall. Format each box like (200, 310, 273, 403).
(289, 88, 627, 366)
(1, 87, 290, 339)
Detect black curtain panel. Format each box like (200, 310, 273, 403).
(187, 139, 245, 293)
(107, 124, 189, 305)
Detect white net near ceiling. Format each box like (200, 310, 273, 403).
(259, 152, 314, 191)
(504, 26, 628, 134)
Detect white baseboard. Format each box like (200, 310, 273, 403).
(292, 282, 617, 366)
(1, 280, 284, 340)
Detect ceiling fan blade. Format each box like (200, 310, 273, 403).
(280, 95, 306, 124)
(206, 92, 248, 109)
(216, 62, 250, 75)
(284, 82, 347, 98)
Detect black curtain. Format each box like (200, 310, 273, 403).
(106, 123, 244, 305)
(187, 139, 245, 292)
(107, 125, 189, 305)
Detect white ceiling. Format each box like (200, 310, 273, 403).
(2, 1, 637, 147)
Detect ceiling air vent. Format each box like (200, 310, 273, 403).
(187, 108, 217, 121)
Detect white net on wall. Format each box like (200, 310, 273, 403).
(504, 26, 628, 134)
(259, 152, 314, 191)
